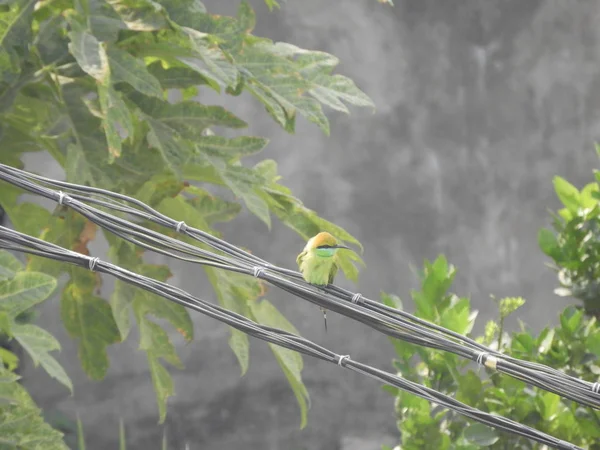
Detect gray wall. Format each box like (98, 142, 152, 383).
(20, 1, 600, 449)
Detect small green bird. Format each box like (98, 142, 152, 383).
(296, 231, 350, 331)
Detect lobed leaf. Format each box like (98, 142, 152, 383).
(0, 271, 57, 318)
(107, 46, 164, 98)
(553, 176, 581, 214)
(0, 0, 35, 71)
(61, 280, 121, 380)
(0, 404, 67, 449)
(68, 31, 110, 81)
(98, 79, 134, 160)
(12, 323, 73, 393)
(105, 0, 168, 31)
(0, 250, 23, 281)
(249, 299, 309, 429)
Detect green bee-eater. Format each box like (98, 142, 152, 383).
(296, 231, 350, 331)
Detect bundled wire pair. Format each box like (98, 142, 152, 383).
(1, 163, 599, 412)
(0, 225, 585, 450)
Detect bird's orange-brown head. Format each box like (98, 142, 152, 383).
(306, 232, 350, 255)
(310, 232, 338, 249)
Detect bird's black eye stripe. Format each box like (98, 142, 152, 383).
(317, 245, 333, 249)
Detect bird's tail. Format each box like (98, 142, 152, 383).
(320, 307, 327, 332)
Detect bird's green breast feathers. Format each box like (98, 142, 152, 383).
(297, 250, 339, 285)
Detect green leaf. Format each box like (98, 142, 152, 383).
(196, 135, 268, 161)
(178, 27, 238, 89)
(110, 278, 136, 341)
(12, 323, 73, 393)
(381, 292, 403, 310)
(193, 152, 271, 227)
(134, 95, 247, 139)
(147, 62, 210, 89)
(145, 117, 191, 177)
(463, 423, 499, 446)
(588, 330, 600, 356)
(483, 320, 499, 344)
(98, 80, 134, 161)
(146, 353, 173, 424)
(539, 391, 561, 421)
(0, 271, 57, 318)
(440, 296, 473, 335)
(7, 202, 52, 239)
(106, 0, 168, 31)
(228, 329, 249, 376)
(61, 281, 121, 380)
(456, 370, 483, 406)
(553, 176, 581, 214)
(88, 1, 127, 43)
(202, 262, 261, 380)
(238, 44, 328, 134)
(263, 0, 280, 10)
(538, 228, 559, 258)
(562, 307, 584, 334)
(0, 250, 23, 281)
(68, 31, 110, 81)
(0, 404, 68, 449)
(0, 347, 19, 372)
(0, 365, 32, 406)
(76, 413, 85, 450)
(60, 83, 117, 189)
(498, 297, 525, 320)
(250, 299, 309, 429)
(107, 46, 163, 98)
(184, 185, 242, 225)
(133, 268, 193, 343)
(137, 318, 182, 423)
(0, 0, 36, 60)
(242, 189, 271, 228)
(273, 43, 375, 113)
(260, 164, 363, 252)
(580, 182, 599, 209)
(107, 236, 190, 424)
(335, 249, 363, 283)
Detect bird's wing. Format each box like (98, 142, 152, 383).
(328, 259, 339, 285)
(296, 250, 307, 268)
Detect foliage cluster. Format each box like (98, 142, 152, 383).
(383, 153, 600, 449)
(538, 146, 600, 319)
(0, 0, 373, 445)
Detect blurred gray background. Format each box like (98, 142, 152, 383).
(17, 0, 600, 448)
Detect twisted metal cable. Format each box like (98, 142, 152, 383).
(0, 163, 599, 410)
(0, 225, 584, 450)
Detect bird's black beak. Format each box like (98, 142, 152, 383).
(333, 244, 350, 250)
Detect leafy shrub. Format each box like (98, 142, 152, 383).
(382, 255, 600, 450)
(0, 250, 68, 449)
(538, 146, 600, 318)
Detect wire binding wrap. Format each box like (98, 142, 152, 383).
(88, 257, 99, 272)
(476, 352, 499, 370)
(338, 355, 350, 366)
(253, 267, 265, 278)
(593, 382, 600, 394)
(57, 191, 67, 205)
(176, 221, 188, 233)
(351, 293, 363, 304)
(476, 352, 487, 366)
